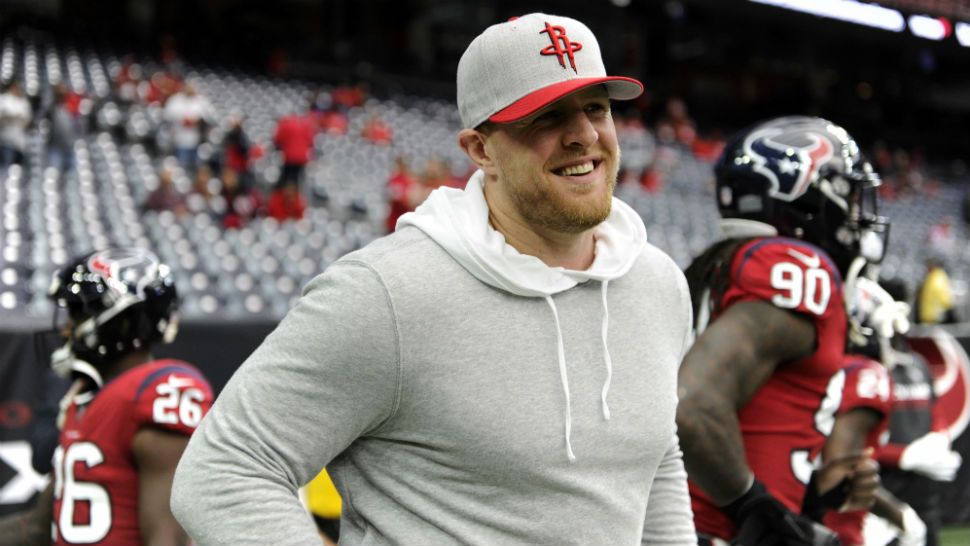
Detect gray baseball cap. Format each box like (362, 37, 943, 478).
(457, 13, 643, 129)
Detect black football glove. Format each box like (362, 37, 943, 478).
(724, 479, 841, 546)
(800, 471, 850, 522)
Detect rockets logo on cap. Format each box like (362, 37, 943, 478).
(539, 22, 583, 73)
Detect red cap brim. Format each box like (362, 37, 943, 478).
(488, 76, 643, 124)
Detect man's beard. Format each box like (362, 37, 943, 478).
(500, 151, 619, 234)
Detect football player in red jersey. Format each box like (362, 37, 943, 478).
(806, 277, 927, 546)
(677, 116, 890, 545)
(0, 247, 213, 546)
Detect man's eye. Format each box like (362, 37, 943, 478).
(586, 103, 609, 115)
(533, 111, 560, 124)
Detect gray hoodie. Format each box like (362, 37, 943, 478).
(171, 171, 697, 545)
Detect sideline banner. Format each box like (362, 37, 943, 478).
(909, 328, 970, 524)
(0, 330, 47, 517)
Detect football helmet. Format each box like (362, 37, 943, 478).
(48, 247, 179, 372)
(714, 116, 889, 275)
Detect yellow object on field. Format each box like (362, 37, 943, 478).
(919, 266, 953, 324)
(306, 468, 342, 518)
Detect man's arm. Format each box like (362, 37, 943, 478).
(133, 427, 191, 546)
(810, 408, 881, 514)
(677, 300, 816, 504)
(170, 263, 401, 546)
(0, 481, 54, 546)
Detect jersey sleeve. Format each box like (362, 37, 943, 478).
(132, 363, 214, 436)
(838, 356, 893, 417)
(723, 238, 842, 320)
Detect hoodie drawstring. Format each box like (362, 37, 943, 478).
(546, 282, 614, 463)
(600, 280, 613, 421)
(545, 295, 576, 462)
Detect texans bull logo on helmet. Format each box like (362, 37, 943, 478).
(86, 247, 163, 305)
(744, 125, 836, 202)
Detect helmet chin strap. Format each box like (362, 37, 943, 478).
(844, 256, 869, 347)
(843, 256, 867, 312)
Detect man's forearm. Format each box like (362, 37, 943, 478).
(677, 398, 753, 505)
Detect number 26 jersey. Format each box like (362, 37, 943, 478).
(52, 359, 213, 545)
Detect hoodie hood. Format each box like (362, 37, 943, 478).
(398, 169, 647, 462)
(397, 169, 647, 296)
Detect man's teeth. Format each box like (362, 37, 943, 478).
(558, 161, 594, 176)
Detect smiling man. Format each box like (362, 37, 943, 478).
(172, 13, 697, 546)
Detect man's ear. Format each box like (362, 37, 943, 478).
(457, 128, 494, 172)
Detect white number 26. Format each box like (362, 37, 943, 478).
(152, 376, 205, 428)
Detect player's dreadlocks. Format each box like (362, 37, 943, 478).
(683, 237, 755, 330)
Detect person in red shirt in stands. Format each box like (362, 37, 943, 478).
(273, 107, 316, 189)
(385, 157, 416, 233)
(267, 181, 306, 222)
(318, 104, 349, 136)
(361, 114, 393, 145)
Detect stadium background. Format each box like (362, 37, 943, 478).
(0, 0, 968, 539)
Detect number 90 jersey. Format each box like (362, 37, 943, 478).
(689, 237, 848, 540)
(52, 360, 213, 545)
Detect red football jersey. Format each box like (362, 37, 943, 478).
(51, 359, 213, 545)
(689, 237, 848, 540)
(823, 354, 892, 546)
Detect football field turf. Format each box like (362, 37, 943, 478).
(940, 525, 969, 546)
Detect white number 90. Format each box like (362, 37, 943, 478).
(770, 262, 832, 316)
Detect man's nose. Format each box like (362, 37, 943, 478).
(561, 110, 598, 149)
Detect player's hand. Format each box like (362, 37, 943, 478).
(813, 449, 879, 512)
(900, 432, 963, 481)
(724, 480, 840, 546)
(896, 504, 927, 546)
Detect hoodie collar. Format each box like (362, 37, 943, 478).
(397, 169, 647, 297)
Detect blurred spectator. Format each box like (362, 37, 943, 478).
(164, 83, 214, 172)
(187, 164, 217, 214)
(331, 82, 367, 109)
(385, 157, 417, 233)
(361, 114, 394, 145)
(640, 168, 664, 194)
(143, 167, 188, 216)
(46, 84, 78, 171)
(221, 167, 262, 229)
(223, 113, 256, 188)
(927, 217, 955, 258)
(159, 34, 185, 75)
(147, 69, 179, 105)
(917, 258, 955, 324)
(266, 181, 307, 222)
(410, 158, 449, 207)
(0, 81, 32, 166)
(317, 104, 349, 136)
(615, 110, 654, 177)
(690, 130, 726, 163)
(273, 108, 316, 189)
(656, 96, 696, 147)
